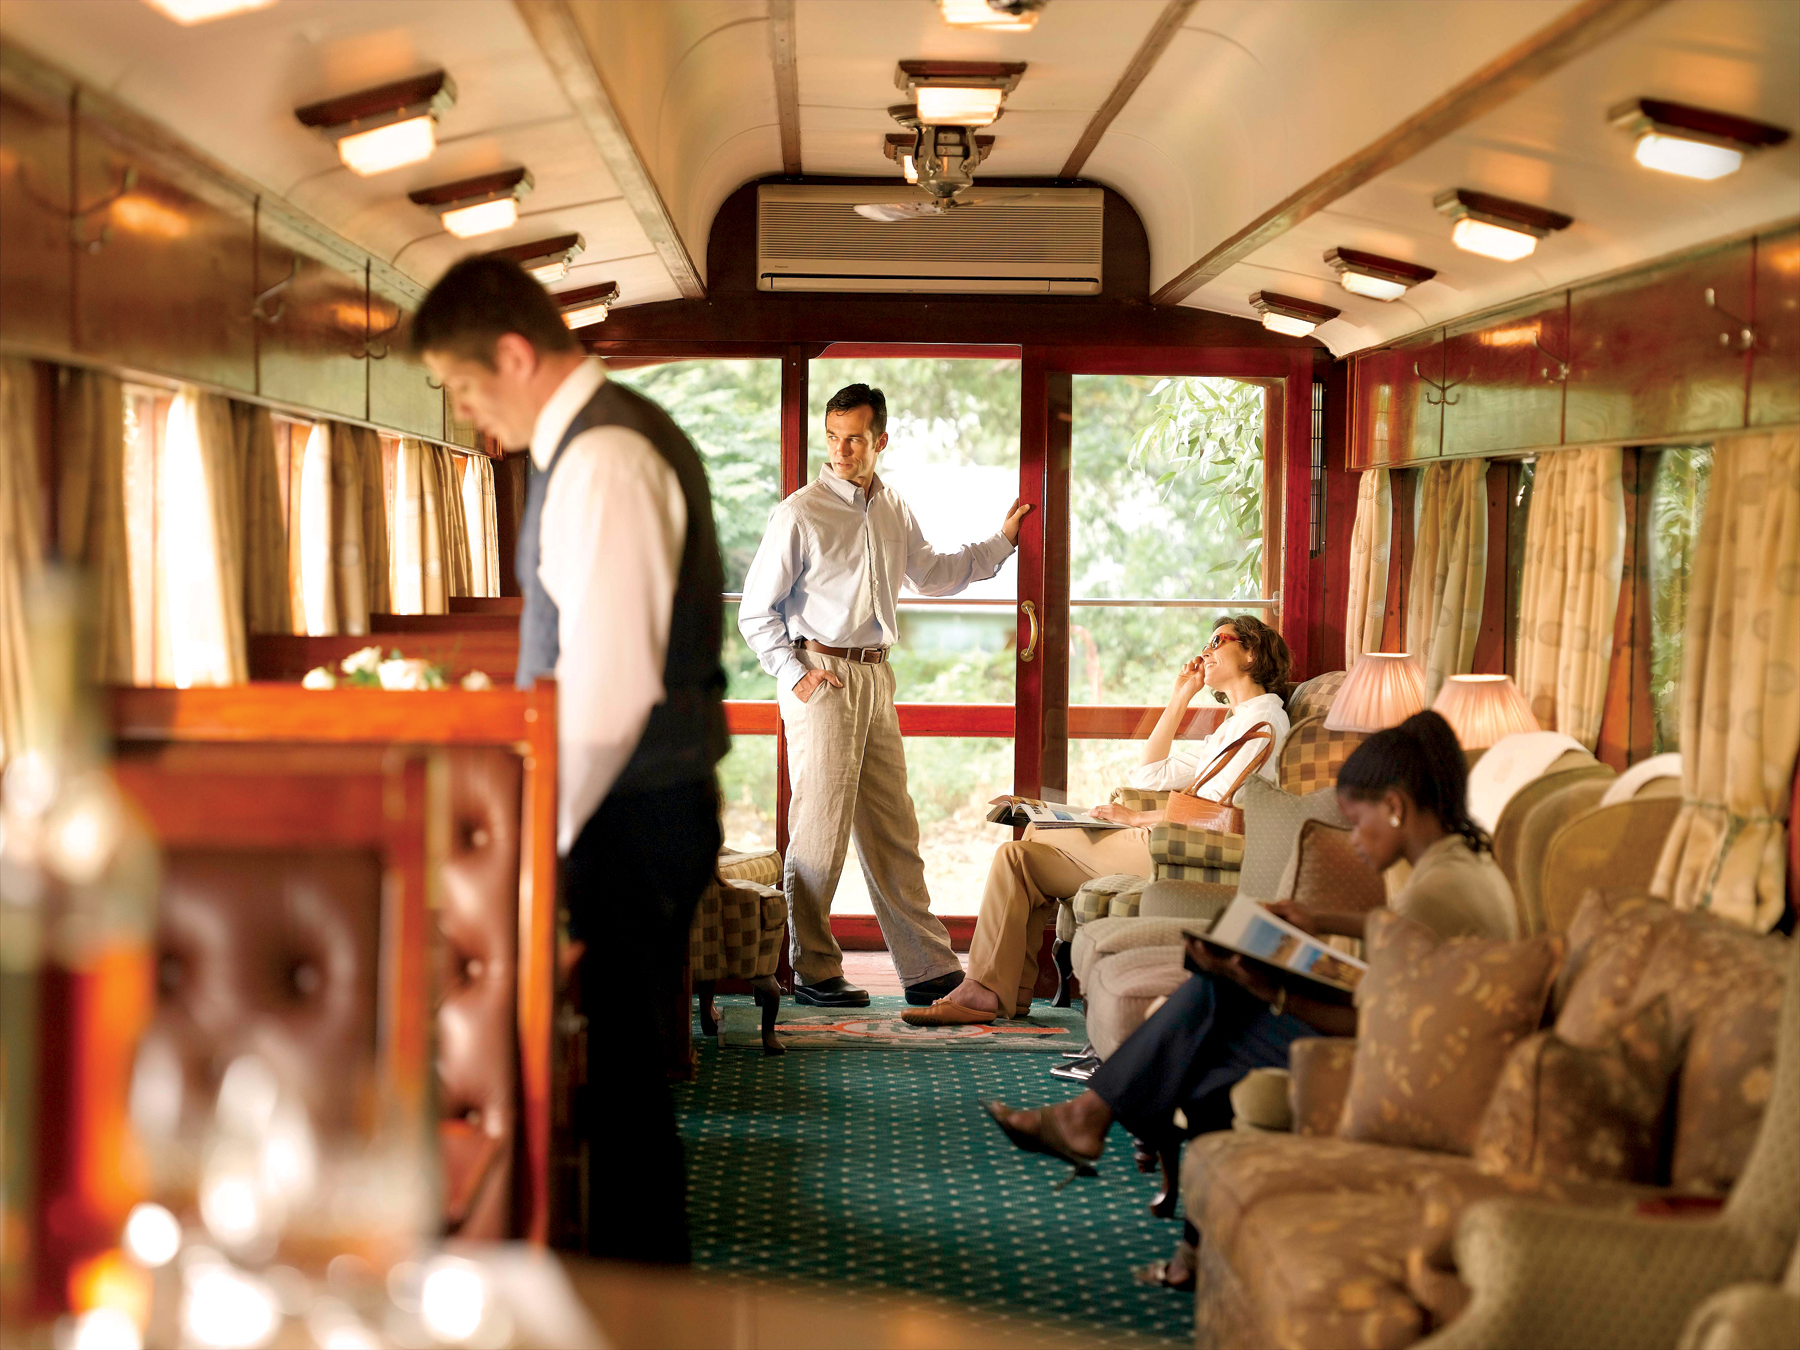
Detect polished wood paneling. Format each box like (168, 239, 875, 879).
(73, 96, 255, 390)
(254, 211, 369, 418)
(368, 263, 441, 439)
(1443, 293, 1568, 456)
(1565, 237, 1752, 444)
(0, 58, 71, 354)
(248, 631, 520, 682)
(1350, 332, 1442, 468)
(1750, 224, 1799, 428)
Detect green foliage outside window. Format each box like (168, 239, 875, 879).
(1649, 446, 1712, 755)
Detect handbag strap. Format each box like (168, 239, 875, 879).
(1183, 722, 1277, 806)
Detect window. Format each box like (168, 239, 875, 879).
(1648, 446, 1712, 754)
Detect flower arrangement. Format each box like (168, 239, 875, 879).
(302, 647, 492, 692)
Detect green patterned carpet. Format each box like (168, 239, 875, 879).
(678, 998, 1192, 1346)
(718, 992, 1088, 1051)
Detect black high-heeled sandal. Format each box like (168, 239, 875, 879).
(980, 1100, 1100, 1190)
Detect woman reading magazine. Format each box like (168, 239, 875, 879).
(980, 710, 1516, 1289)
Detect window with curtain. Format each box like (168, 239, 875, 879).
(1649, 447, 1712, 754)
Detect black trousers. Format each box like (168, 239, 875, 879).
(564, 776, 721, 1264)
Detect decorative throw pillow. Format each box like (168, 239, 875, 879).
(1338, 911, 1564, 1156)
(1277, 818, 1387, 914)
(1474, 995, 1680, 1183)
(1237, 778, 1348, 899)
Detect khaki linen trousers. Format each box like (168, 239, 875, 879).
(965, 824, 1156, 1017)
(777, 650, 964, 987)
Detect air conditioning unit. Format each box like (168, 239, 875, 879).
(756, 185, 1103, 294)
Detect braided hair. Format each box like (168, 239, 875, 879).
(1336, 710, 1491, 854)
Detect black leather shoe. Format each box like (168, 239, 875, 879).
(793, 976, 870, 1008)
(903, 970, 966, 1006)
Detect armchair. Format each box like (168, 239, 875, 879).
(691, 848, 786, 1056)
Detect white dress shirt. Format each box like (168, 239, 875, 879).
(1126, 691, 1291, 797)
(532, 360, 687, 852)
(738, 470, 1015, 691)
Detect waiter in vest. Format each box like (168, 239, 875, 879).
(740, 384, 1030, 1007)
(415, 257, 727, 1264)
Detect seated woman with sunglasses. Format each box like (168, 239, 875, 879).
(904, 615, 1291, 1027)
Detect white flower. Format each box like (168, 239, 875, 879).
(339, 646, 382, 676)
(301, 667, 336, 690)
(460, 671, 493, 691)
(377, 658, 429, 691)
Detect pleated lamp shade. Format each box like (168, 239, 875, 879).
(1431, 674, 1541, 749)
(1324, 653, 1427, 733)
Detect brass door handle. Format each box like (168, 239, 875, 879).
(1019, 600, 1039, 663)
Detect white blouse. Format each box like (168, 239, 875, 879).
(1125, 691, 1290, 798)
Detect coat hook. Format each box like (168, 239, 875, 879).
(70, 165, 138, 253)
(1413, 360, 1462, 407)
(250, 257, 299, 324)
(356, 312, 402, 362)
(1703, 288, 1755, 351)
(1530, 333, 1570, 383)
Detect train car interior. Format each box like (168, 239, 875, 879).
(1, 0, 1797, 1346)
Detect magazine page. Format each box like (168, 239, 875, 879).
(1205, 893, 1367, 992)
(985, 796, 1130, 830)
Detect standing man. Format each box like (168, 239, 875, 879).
(739, 384, 1030, 1007)
(414, 257, 727, 1264)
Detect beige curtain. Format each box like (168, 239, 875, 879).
(151, 392, 246, 686)
(297, 422, 337, 635)
(461, 454, 500, 597)
(1406, 459, 1489, 702)
(323, 423, 390, 633)
(1, 359, 43, 762)
(55, 369, 133, 683)
(1652, 429, 1799, 932)
(1514, 447, 1625, 751)
(1344, 468, 1391, 668)
(433, 445, 473, 601)
(235, 404, 291, 636)
(392, 438, 469, 612)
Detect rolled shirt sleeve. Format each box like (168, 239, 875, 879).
(900, 497, 1014, 596)
(737, 501, 812, 691)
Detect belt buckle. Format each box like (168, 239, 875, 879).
(853, 646, 879, 664)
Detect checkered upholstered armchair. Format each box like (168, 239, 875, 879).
(691, 848, 787, 1055)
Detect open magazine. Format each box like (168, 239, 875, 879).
(985, 795, 1130, 830)
(1188, 892, 1367, 1001)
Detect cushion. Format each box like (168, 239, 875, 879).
(1230, 1068, 1294, 1132)
(1085, 945, 1188, 1060)
(1286, 670, 1346, 725)
(1237, 778, 1348, 900)
(1275, 818, 1387, 914)
(1551, 892, 1680, 1037)
(1474, 996, 1680, 1184)
(1277, 715, 1367, 797)
(1070, 915, 1196, 987)
(1138, 878, 1237, 923)
(718, 847, 781, 888)
(1338, 912, 1564, 1156)
(1069, 873, 1148, 926)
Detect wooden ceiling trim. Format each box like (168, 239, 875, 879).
(1150, 0, 1669, 307)
(1057, 0, 1198, 180)
(512, 0, 705, 299)
(769, 0, 803, 176)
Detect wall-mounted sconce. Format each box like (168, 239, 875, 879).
(408, 168, 534, 239)
(1433, 188, 1571, 262)
(938, 0, 1046, 31)
(557, 282, 622, 330)
(1248, 291, 1340, 338)
(894, 61, 1026, 127)
(1323, 247, 1436, 301)
(1609, 98, 1790, 181)
(883, 131, 993, 184)
(487, 233, 585, 284)
(295, 72, 456, 177)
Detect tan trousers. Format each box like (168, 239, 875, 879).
(965, 823, 1156, 1017)
(777, 651, 963, 987)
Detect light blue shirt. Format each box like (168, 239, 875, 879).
(738, 470, 1015, 691)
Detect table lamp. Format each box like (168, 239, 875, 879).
(1431, 673, 1541, 749)
(1323, 653, 1427, 733)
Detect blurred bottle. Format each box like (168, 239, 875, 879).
(0, 568, 159, 1342)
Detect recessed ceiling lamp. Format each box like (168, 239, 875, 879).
(895, 61, 1026, 128)
(884, 131, 993, 185)
(487, 233, 585, 285)
(938, 0, 1046, 32)
(1248, 292, 1340, 338)
(295, 72, 456, 177)
(1433, 188, 1572, 262)
(1322, 247, 1437, 302)
(408, 169, 534, 239)
(140, 0, 276, 22)
(1608, 98, 1791, 181)
(557, 282, 622, 330)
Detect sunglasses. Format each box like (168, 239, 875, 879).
(1202, 633, 1241, 653)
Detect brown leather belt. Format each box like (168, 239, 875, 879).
(799, 639, 888, 665)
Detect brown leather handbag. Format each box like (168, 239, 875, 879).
(1162, 722, 1277, 834)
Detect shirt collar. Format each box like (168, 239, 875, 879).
(817, 468, 882, 505)
(530, 359, 607, 470)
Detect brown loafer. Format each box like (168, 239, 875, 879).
(901, 1002, 997, 1026)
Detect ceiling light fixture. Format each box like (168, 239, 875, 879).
(884, 131, 993, 187)
(1608, 98, 1790, 181)
(557, 282, 621, 330)
(295, 72, 456, 177)
(938, 0, 1046, 32)
(1434, 188, 1572, 262)
(1323, 247, 1436, 302)
(895, 61, 1026, 128)
(487, 233, 585, 285)
(1248, 291, 1340, 338)
(408, 168, 534, 239)
(140, 0, 277, 22)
